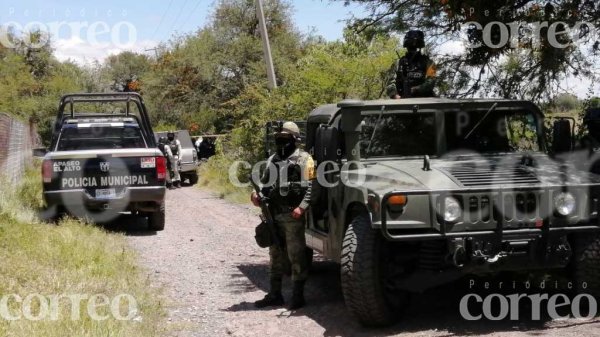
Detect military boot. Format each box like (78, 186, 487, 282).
(254, 278, 284, 308)
(289, 280, 306, 310)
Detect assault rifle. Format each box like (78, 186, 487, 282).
(396, 50, 412, 99)
(250, 176, 282, 248)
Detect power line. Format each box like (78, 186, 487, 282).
(178, 0, 203, 32)
(169, 0, 190, 33)
(152, 0, 175, 39)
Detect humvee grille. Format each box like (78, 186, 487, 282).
(460, 192, 542, 228)
(448, 166, 540, 187)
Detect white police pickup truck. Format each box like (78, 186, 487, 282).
(36, 93, 167, 230)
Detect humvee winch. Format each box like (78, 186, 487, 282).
(298, 98, 600, 326)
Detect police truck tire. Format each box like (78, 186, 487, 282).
(341, 214, 395, 326)
(148, 204, 165, 231)
(573, 234, 600, 297)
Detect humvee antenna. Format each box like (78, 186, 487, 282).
(464, 102, 498, 140)
(365, 105, 386, 158)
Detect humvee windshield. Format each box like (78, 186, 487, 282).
(446, 109, 540, 153)
(359, 109, 540, 157)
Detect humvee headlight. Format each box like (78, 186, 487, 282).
(554, 192, 576, 216)
(443, 197, 462, 223)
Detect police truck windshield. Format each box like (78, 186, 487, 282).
(56, 125, 146, 151)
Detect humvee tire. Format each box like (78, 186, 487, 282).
(341, 214, 400, 326)
(148, 203, 165, 231)
(573, 234, 600, 296)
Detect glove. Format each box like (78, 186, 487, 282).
(291, 207, 305, 220)
(251, 191, 261, 207)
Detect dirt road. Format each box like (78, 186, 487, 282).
(125, 186, 600, 337)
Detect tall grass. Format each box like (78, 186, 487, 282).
(0, 162, 166, 337)
(198, 154, 251, 204)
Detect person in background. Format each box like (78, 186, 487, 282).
(166, 131, 182, 188)
(158, 136, 178, 189)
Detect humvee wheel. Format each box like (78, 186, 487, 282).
(573, 234, 600, 297)
(341, 214, 407, 326)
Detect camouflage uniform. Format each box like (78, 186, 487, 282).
(167, 133, 182, 187)
(386, 30, 436, 99)
(263, 148, 315, 282)
(386, 51, 436, 99)
(253, 121, 315, 309)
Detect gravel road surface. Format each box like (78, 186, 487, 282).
(124, 186, 600, 337)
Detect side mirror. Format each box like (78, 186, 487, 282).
(552, 119, 573, 153)
(33, 148, 48, 157)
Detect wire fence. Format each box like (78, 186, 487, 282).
(0, 113, 41, 184)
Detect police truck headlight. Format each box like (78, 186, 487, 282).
(443, 197, 462, 223)
(554, 192, 576, 216)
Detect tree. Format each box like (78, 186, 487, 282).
(141, 0, 303, 133)
(338, 0, 600, 101)
(102, 52, 151, 92)
(553, 93, 581, 111)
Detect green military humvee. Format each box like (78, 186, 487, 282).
(296, 98, 600, 326)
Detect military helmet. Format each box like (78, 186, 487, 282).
(167, 131, 175, 140)
(404, 30, 425, 49)
(275, 121, 301, 139)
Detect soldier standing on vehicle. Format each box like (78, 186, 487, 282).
(386, 30, 437, 99)
(250, 122, 316, 310)
(158, 136, 178, 189)
(167, 132, 182, 188)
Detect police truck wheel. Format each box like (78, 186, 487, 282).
(572, 234, 600, 297)
(341, 214, 401, 326)
(148, 204, 165, 231)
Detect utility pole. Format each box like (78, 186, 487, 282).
(145, 47, 160, 59)
(255, 0, 277, 89)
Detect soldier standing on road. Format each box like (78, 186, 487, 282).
(251, 122, 316, 310)
(167, 131, 182, 188)
(386, 30, 437, 99)
(158, 136, 179, 189)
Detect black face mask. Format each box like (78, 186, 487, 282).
(275, 137, 296, 158)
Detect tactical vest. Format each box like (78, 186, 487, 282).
(267, 151, 308, 210)
(169, 142, 179, 156)
(396, 53, 431, 98)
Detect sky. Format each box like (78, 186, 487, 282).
(0, 0, 596, 97)
(0, 0, 366, 64)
